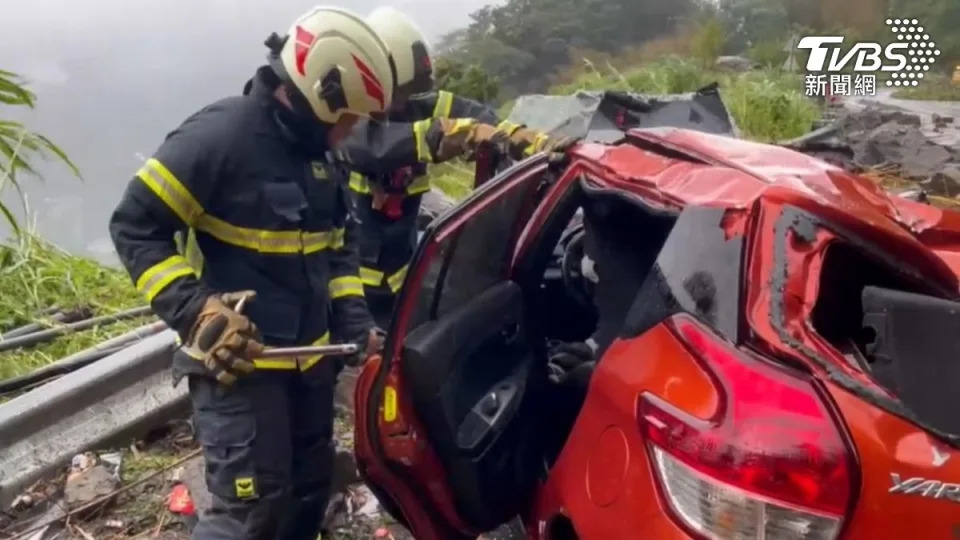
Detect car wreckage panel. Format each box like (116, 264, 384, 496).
(357, 126, 960, 539)
(354, 158, 558, 540)
(506, 86, 739, 144)
(532, 323, 718, 540)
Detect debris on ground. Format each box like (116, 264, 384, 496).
(166, 483, 198, 531)
(784, 104, 960, 207)
(0, 371, 419, 539)
(63, 460, 120, 514)
(0, 421, 198, 539)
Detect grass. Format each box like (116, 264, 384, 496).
(551, 56, 822, 142)
(892, 73, 960, 101)
(0, 234, 147, 379)
(428, 162, 474, 200)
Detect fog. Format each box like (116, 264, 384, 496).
(0, 0, 489, 262)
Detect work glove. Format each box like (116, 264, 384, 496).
(433, 118, 509, 163)
(342, 327, 386, 368)
(506, 127, 579, 161)
(185, 291, 264, 385)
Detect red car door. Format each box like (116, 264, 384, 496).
(353, 156, 561, 540)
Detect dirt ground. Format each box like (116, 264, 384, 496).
(0, 366, 404, 540)
(0, 369, 521, 540)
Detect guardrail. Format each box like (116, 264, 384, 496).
(0, 331, 187, 508)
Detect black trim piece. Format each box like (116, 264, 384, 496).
(366, 155, 550, 537)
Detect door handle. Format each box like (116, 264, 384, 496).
(456, 381, 520, 452)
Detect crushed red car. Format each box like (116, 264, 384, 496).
(353, 120, 960, 539)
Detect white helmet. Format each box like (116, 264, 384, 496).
(366, 7, 434, 96)
(266, 6, 395, 123)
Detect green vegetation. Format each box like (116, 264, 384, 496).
(892, 73, 960, 101)
(434, 58, 500, 103)
(1, 71, 142, 381)
(0, 70, 79, 235)
(429, 162, 474, 200)
(0, 235, 146, 379)
(437, 0, 960, 104)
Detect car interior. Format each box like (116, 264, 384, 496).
(394, 174, 679, 530)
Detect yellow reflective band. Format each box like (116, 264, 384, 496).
(406, 176, 431, 195)
(496, 120, 522, 136)
(330, 275, 364, 299)
(348, 172, 371, 194)
(135, 255, 196, 302)
(137, 159, 344, 255)
(525, 132, 551, 157)
(251, 358, 298, 369)
(136, 158, 204, 226)
(360, 267, 384, 286)
(311, 162, 328, 179)
(413, 120, 431, 163)
(194, 215, 343, 254)
(448, 118, 475, 135)
(331, 227, 345, 250)
(298, 332, 332, 371)
(183, 227, 204, 276)
(250, 333, 332, 370)
(386, 264, 409, 293)
(432, 90, 454, 119)
(383, 385, 398, 422)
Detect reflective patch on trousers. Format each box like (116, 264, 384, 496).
(234, 476, 257, 499)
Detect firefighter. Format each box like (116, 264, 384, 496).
(108, 8, 394, 540)
(336, 6, 576, 324)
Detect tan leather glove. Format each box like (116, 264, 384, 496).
(185, 291, 264, 385)
(434, 118, 509, 163)
(506, 127, 579, 160)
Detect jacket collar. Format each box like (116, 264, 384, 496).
(244, 66, 329, 158)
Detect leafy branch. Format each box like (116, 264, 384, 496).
(0, 69, 80, 238)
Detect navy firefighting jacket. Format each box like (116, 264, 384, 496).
(108, 66, 374, 372)
(335, 91, 499, 295)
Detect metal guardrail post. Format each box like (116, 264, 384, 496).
(0, 331, 186, 508)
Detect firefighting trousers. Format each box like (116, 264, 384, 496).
(186, 360, 338, 540)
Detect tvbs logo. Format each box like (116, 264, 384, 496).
(798, 19, 939, 83)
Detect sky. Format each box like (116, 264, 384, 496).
(0, 0, 491, 261)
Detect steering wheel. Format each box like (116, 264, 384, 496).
(559, 227, 595, 311)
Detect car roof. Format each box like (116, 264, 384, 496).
(571, 127, 960, 239)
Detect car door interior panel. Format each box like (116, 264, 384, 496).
(401, 280, 546, 530)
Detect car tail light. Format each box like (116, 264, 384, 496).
(639, 315, 857, 539)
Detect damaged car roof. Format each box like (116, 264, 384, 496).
(571, 127, 960, 289)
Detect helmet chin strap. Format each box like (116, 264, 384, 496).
(263, 33, 335, 150)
